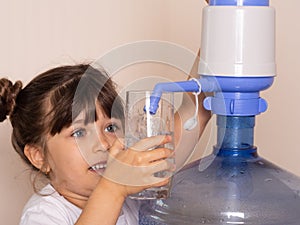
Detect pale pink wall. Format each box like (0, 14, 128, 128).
(256, 0, 300, 176)
(0, 0, 167, 224)
(1, 0, 299, 224)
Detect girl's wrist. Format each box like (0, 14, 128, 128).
(76, 177, 127, 225)
(97, 177, 127, 201)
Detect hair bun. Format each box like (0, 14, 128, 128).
(0, 78, 22, 122)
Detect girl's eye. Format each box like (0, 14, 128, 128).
(105, 124, 119, 133)
(72, 128, 87, 138)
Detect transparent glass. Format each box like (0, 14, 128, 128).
(139, 116, 300, 224)
(125, 90, 175, 200)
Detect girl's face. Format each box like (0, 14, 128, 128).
(46, 104, 123, 208)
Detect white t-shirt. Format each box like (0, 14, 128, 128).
(20, 184, 139, 225)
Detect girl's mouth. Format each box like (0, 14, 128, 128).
(88, 161, 107, 174)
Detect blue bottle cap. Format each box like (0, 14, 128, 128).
(209, 0, 269, 6)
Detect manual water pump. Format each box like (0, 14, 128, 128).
(138, 0, 300, 224)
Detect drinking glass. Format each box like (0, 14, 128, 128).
(125, 90, 175, 199)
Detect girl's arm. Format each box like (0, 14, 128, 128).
(75, 178, 125, 225)
(75, 135, 173, 225)
(174, 49, 211, 169)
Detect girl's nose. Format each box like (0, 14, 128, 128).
(94, 135, 111, 152)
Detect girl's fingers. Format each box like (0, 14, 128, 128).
(108, 136, 173, 166)
(108, 138, 125, 157)
(104, 157, 174, 186)
(130, 135, 172, 152)
(146, 158, 175, 177)
(104, 135, 175, 186)
(141, 147, 174, 163)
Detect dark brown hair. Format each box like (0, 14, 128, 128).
(0, 64, 124, 171)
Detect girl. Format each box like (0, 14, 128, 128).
(0, 63, 210, 225)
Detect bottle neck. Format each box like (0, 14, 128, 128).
(214, 115, 257, 157)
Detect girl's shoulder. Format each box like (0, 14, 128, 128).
(19, 184, 81, 225)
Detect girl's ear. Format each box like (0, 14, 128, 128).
(24, 144, 49, 173)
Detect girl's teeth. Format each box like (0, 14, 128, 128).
(91, 164, 107, 170)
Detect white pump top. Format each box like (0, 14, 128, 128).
(198, 6, 276, 77)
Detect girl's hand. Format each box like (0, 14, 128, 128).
(102, 135, 174, 198)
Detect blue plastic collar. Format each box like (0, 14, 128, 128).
(209, 0, 269, 6)
(203, 76, 274, 116)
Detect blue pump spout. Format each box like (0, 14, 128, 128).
(149, 76, 274, 116)
(148, 76, 218, 115)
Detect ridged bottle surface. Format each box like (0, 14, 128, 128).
(139, 116, 300, 224)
